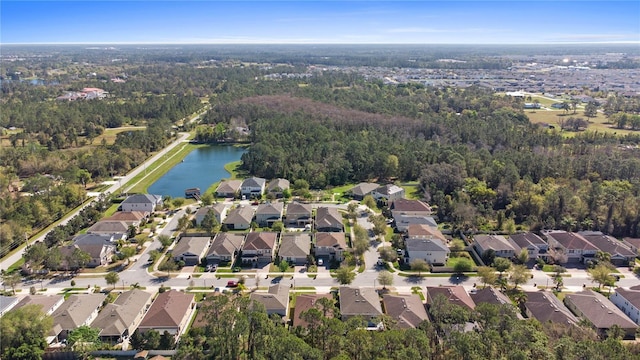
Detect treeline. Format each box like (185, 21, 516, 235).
(175, 292, 640, 360)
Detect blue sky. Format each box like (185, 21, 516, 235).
(1, 1, 639, 44)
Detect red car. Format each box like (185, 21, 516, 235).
(226, 281, 238, 287)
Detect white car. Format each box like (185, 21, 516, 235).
(318, 259, 324, 266)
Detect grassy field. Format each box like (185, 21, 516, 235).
(92, 126, 146, 146)
(399, 181, 422, 200)
(525, 109, 638, 137)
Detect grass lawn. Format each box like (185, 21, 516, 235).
(92, 126, 146, 146)
(399, 181, 422, 200)
(327, 183, 356, 197)
(526, 110, 638, 137)
(269, 264, 295, 273)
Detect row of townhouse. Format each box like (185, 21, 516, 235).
(472, 230, 638, 266)
(215, 177, 290, 199)
(194, 202, 343, 231)
(172, 229, 350, 267)
(2, 289, 195, 346)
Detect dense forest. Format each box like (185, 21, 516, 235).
(172, 292, 640, 360)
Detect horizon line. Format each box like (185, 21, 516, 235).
(2, 41, 640, 46)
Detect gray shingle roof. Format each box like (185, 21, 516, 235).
(349, 183, 379, 197)
(405, 238, 449, 252)
(224, 206, 254, 225)
(524, 290, 578, 325)
(564, 290, 636, 329)
(339, 287, 382, 318)
(50, 294, 107, 335)
(206, 233, 244, 258)
(279, 233, 311, 258)
(216, 180, 242, 194)
(474, 235, 517, 253)
(249, 284, 289, 315)
(172, 236, 210, 258)
(121, 194, 162, 205)
(256, 202, 284, 216)
(91, 289, 153, 337)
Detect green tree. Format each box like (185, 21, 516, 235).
(105, 271, 119, 289)
(517, 248, 529, 264)
(362, 195, 377, 211)
(493, 257, 512, 276)
(67, 325, 100, 359)
(477, 266, 497, 288)
(200, 192, 214, 206)
(509, 264, 531, 290)
(159, 330, 176, 350)
(271, 221, 284, 232)
(201, 209, 220, 236)
(2, 271, 21, 295)
(68, 248, 91, 270)
(410, 259, 429, 275)
(278, 260, 290, 273)
(159, 259, 179, 277)
(584, 101, 598, 118)
(378, 246, 398, 263)
(453, 258, 474, 274)
(177, 214, 191, 232)
(588, 264, 614, 289)
(76, 169, 92, 189)
(1, 305, 52, 360)
(346, 202, 359, 221)
(158, 234, 173, 249)
(377, 270, 394, 289)
(172, 197, 186, 208)
(368, 214, 388, 240)
(335, 265, 355, 285)
(120, 246, 136, 264)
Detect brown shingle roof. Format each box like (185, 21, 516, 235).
(544, 231, 598, 251)
(286, 202, 312, 216)
(391, 199, 431, 213)
(224, 206, 254, 225)
(13, 294, 64, 315)
(315, 232, 347, 250)
(474, 234, 517, 253)
(206, 233, 244, 258)
(138, 291, 194, 329)
(243, 232, 277, 251)
(614, 288, 640, 309)
(470, 287, 512, 306)
(50, 294, 107, 335)
(216, 180, 242, 194)
(315, 207, 343, 230)
(406, 224, 447, 243)
(91, 289, 153, 337)
(382, 294, 429, 329)
(427, 286, 475, 311)
(292, 294, 334, 328)
(249, 284, 289, 316)
(279, 233, 311, 258)
(104, 211, 146, 222)
(580, 233, 636, 258)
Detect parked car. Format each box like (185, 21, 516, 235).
(232, 267, 242, 272)
(227, 281, 238, 287)
(318, 259, 324, 266)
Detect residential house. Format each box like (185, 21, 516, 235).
(171, 236, 211, 266)
(339, 287, 383, 328)
(508, 232, 549, 261)
(579, 231, 636, 266)
(195, 203, 229, 226)
(406, 224, 447, 243)
(241, 177, 266, 199)
(292, 294, 334, 328)
(315, 232, 348, 262)
(394, 214, 438, 233)
(427, 286, 475, 311)
(86, 220, 130, 236)
(49, 294, 107, 343)
(564, 290, 637, 339)
(91, 289, 154, 342)
(473, 235, 518, 259)
(215, 180, 242, 198)
(73, 233, 118, 267)
(622, 238, 640, 256)
(138, 291, 195, 337)
(285, 202, 313, 227)
(470, 287, 515, 307)
(0, 296, 18, 316)
(12, 294, 64, 316)
(120, 194, 163, 215)
(223, 206, 254, 230)
(611, 287, 640, 325)
(279, 233, 311, 265)
(315, 207, 343, 232)
(103, 211, 147, 225)
(372, 184, 405, 203)
(390, 199, 432, 220)
(543, 231, 598, 264)
(267, 178, 290, 198)
(249, 284, 290, 317)
(205, 233, 244, 264)
(348, 183, 379, 200)
(241, 232, 278, 264)
(382, 294, 429, 329)
(405, 237, 450, 266)
(255, 202, 284, 227)
(523, 290, 578, 326)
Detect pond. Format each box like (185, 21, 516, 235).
(147, 145, 246, 198)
